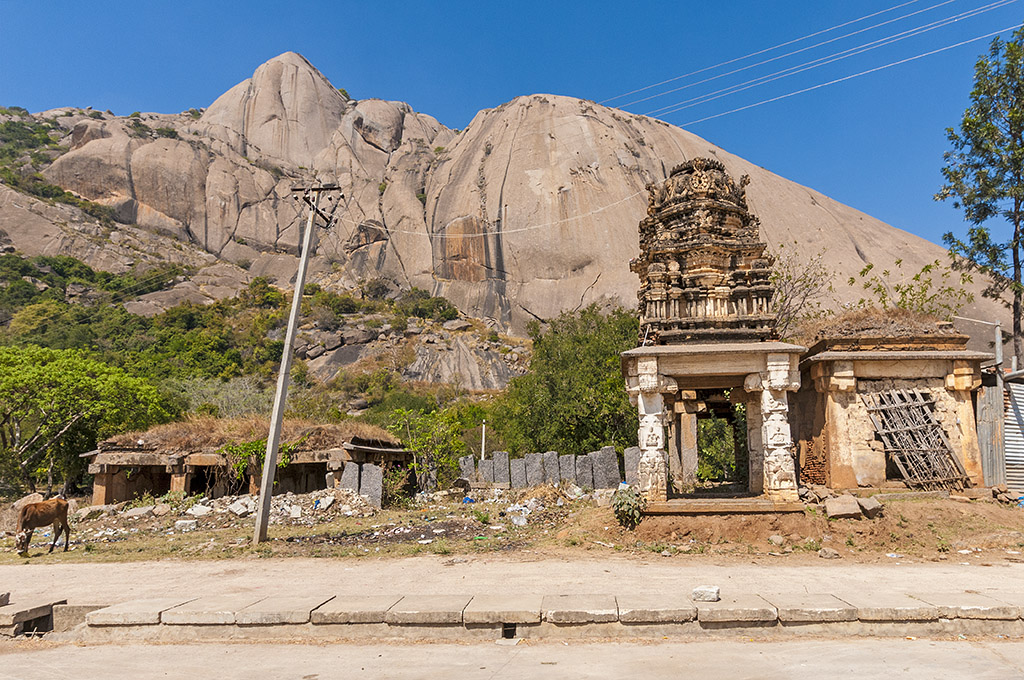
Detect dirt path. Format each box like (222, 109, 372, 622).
(4, 553, 1024, 604)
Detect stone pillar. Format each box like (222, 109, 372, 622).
(744, 353, 801, 501)
(627, 356, 676, 503)
(170, 470, 192, 494)
(637, 391, 669, 503)
(677, 408, 698, 488)
(92, 472, 115, 506)
(745, 396, 763, 495)
(946, 360, 985, 486)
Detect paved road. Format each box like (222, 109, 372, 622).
(2, 639, 1023, 679)
(3, 555, 1024, 604)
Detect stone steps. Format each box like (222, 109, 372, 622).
(49, 591, 1024, 641)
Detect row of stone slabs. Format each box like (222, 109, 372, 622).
(458, 447, 639, 489)
(70, 591, 1024, 639)
(330, 462, 383, 508)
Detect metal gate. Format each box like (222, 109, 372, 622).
(1006, 383, 1024, 496)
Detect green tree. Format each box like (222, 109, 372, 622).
(0, 346, 168, 492)
(388, 406, 467, 491)
(937, 26, 1024, 364)
(493, 305, 638, 456)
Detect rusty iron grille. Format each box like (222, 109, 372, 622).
(861, 389, 969, 491)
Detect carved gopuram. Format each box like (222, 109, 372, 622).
(622, 158, 804, 505)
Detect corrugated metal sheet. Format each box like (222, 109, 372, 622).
(1006, 384, 1024, 496)
(978, 385, 1006, 487)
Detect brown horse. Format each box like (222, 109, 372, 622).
(15, 498, 70, 555)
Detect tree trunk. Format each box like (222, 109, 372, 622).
(1014, 207, 1023, 367)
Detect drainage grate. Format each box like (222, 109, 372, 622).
(502, 622, 517, 639)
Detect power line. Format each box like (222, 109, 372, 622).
(647, 0, 1019, 117)
(599, 0, 930, 105)
(621, 0, 961, 110)
(677, 22, 1024, 126)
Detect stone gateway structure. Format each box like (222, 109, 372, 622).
(622, 159, 804, 504)
(621, 158, 992, 506)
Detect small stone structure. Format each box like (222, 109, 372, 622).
(622, 158, 803, 503)
(792, 334, 989, 489)
(84, 420, 409, 505)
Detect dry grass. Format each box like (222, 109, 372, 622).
(794, 307, 955, 346)
(106, 416, 398, 451)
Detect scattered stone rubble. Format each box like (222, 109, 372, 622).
(69, 487, 377, 540)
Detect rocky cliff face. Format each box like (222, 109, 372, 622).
(5, 51, 1008, 335)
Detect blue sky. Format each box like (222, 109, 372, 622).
(1, 0, 1021, 249)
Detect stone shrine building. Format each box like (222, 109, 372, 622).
(621, 158, 804, 504)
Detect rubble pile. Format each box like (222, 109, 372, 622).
(72, 487, 377, 537)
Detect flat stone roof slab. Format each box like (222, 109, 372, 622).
(87, 598, 194, 626)
(235, 595, 335, 625)
(623, 342, 805, 357)
(463, 594, 543, 624)
(162, 595, 267, 625)
(311, 595, 402, 624)
(542, 595, 618, 623)
(762, 594, 857, 623)
(617, 594, 696, 623)
(909, 593, 1020, 620)
(0, 597, 66, 626)
(696, 595, 777, 623)
(385, 595, 472, 625)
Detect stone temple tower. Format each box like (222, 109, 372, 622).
(630, 157, 775, 345)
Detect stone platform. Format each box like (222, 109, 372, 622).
(645, 498, 805, 514)
(9, 591, 1024, 642)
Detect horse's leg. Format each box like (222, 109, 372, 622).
(62, 519, 70, 551)
(49, 521, 58, 553)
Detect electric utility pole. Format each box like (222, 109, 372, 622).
(253, 183, 341, 544)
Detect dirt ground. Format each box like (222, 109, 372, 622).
(3, 486, 1024, 567)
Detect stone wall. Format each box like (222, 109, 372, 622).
(459, 447, 630, 490)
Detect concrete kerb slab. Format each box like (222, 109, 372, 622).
(616, 594, 696, 623)
(51, 603, 110, 633)
(463, 594, 543, 624)
(979, 592, 1024, 615)
(909, 592, 1021, 620)
(162, 595, 268, 625)
(385, 595, 472, 625)
(235, 595, 336, 625)
(0, 598, 67, 627)
(542, 594, 617, 624)
(86, 598, 195, 626)
(835, 592, 939, 622)
(761, 594, 857, 623)
(695, 595, 777, 625)
(311, 595, 403, 624)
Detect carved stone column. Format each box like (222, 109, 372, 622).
(627, 356, 677, 503)
(744, 353, 801, 501)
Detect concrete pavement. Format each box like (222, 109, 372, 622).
(2, 639, 1024, 679)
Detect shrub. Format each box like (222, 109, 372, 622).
(612, 486, 645, 529)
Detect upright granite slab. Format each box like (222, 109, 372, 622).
(525, 453, 545, 486)
(623, 447, 641, 486)
(492, 451, 511, 485)
(543, 451, 560, 484)
(510, 458, 527, 488)
(359, 464, 383, 508)
(458, 455, 475, 481)
(576, 455, 594, 490)
(559, 455, 576, 485)
(592, 447, 621, 489)
(477, 459, 494, 484)
(339, 462, 360, 492)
